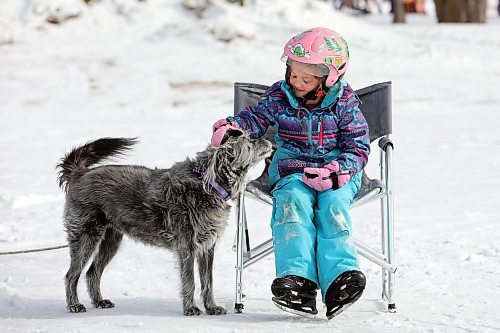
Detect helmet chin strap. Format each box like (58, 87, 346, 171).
(302, 87, 324, 101)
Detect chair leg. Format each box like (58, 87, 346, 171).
(380, 139, 396, 312)
(234, 189, 246, 313)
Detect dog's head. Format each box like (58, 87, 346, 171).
(205, 132, 272, 197)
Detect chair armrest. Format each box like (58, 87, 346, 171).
(378, 137, 394, 151)
(353, 175, 384, 205)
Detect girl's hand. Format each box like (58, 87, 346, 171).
(302, 161, 351, 191)
(211, 119, 242, 147)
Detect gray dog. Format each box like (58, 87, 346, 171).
(57, 134, 272, 315)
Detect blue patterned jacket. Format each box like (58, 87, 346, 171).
(228, 80, 370, 187)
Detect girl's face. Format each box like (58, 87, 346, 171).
(289, 63, 321, 98)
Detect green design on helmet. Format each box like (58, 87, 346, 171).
(290, 43, 310, 58)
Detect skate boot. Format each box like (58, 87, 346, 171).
(271, 275, 318, 317)
(325, 270, 366, 319)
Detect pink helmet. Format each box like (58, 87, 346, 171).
(282, 27, 350, 87)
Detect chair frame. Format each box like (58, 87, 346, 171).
(232, 82, 396, 314)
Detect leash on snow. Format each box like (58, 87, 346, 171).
(0, 244, 68, 256)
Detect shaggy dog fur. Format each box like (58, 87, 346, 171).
(57, 134, 272, 315)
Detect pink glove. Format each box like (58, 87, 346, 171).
(302, 161, 351, 191)
(211, 119, 243, 147)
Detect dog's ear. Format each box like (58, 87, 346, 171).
(205, 148, 220, 189)
(217, 137, 238, 159)
(218, 146, 236, 166)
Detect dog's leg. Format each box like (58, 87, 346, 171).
(177, 250, 202, 316)
(197, 245, 227, 315)
(65, 226, 106, 313)
(86, 227, 123, 309)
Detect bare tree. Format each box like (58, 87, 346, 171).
(434, 0, 486, 23)
(463, 0, 486, 22)
(393, 0, 406, 23)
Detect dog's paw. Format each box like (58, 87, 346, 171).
(68, 303, 86, 313)
(184, 306, 203, 316)
(94, 299, 115, 309)
(206, 305, 227, 315)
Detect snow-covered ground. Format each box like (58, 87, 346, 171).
(1, 0, 500, 332)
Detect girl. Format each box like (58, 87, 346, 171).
(211, 27, 370, 319)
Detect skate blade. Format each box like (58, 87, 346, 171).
(273, 301, 318, 319)
(326, 302, 352, 320)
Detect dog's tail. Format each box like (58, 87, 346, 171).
(57, 137, 138, 191)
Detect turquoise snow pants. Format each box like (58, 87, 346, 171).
(270, 172, 362, 300)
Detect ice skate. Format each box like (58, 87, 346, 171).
(325, 270, 366, 319)
(271, 275, 318, 318)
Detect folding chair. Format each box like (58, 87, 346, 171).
(232, 81, 396, 313)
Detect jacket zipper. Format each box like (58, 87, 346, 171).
(318, 115, 324, 148)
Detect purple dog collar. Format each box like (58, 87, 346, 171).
(192, 167, 231, 201)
